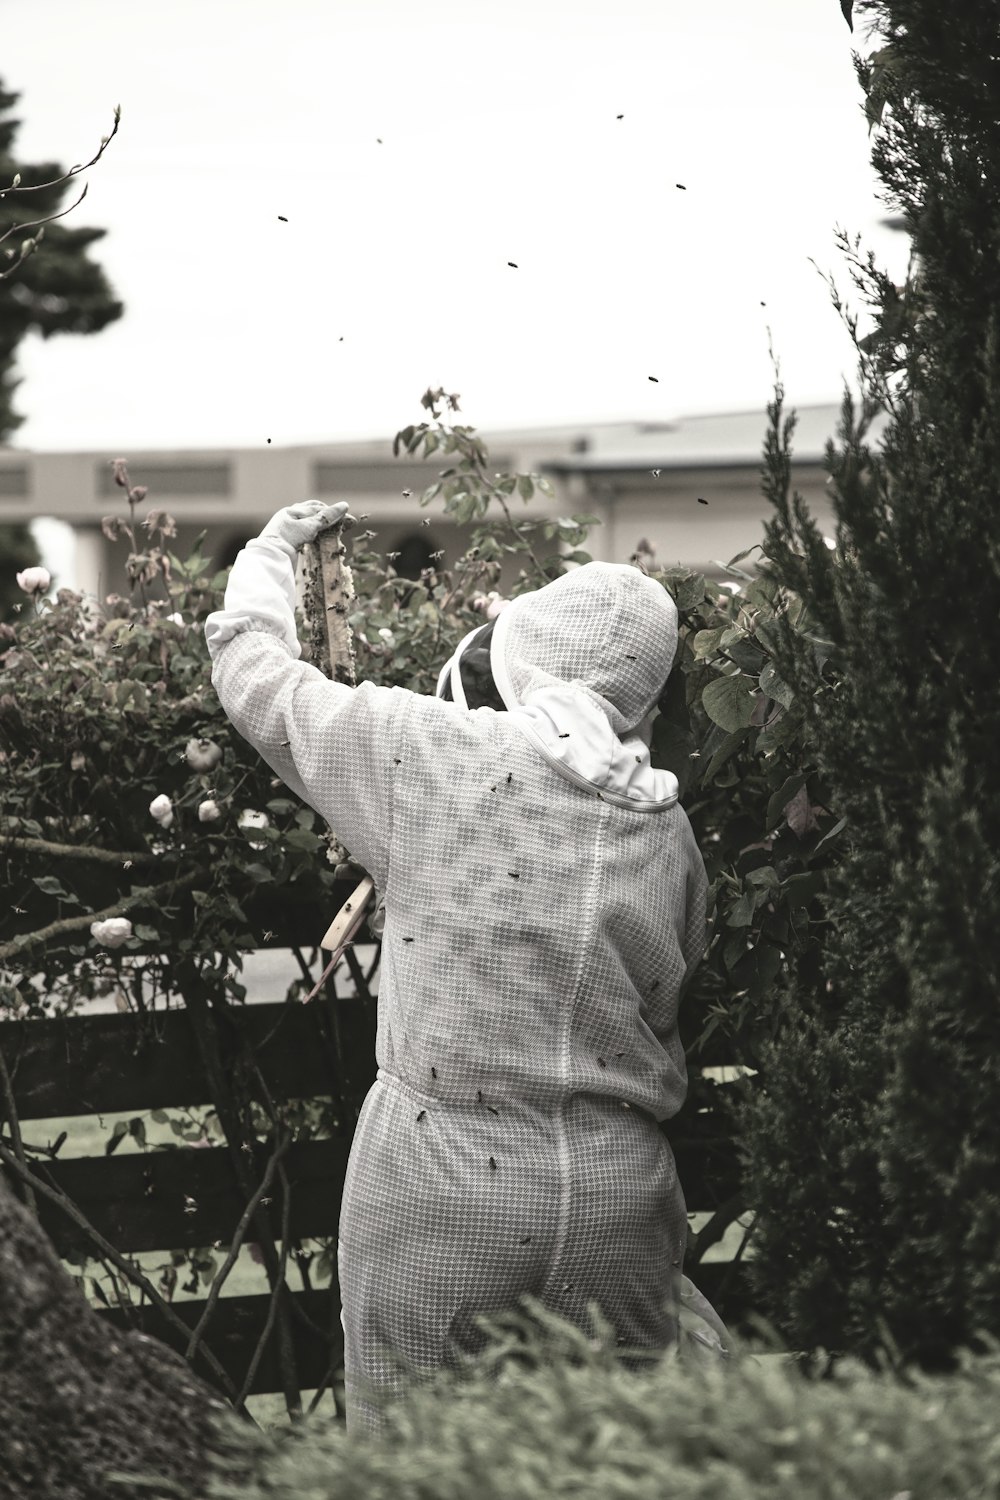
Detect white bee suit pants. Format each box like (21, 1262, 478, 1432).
(337, 1076, 688, 1430)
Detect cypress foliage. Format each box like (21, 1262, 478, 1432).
(740, 0, 1000, 1366)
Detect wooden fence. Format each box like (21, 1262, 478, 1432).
(0, 948, 751, 1408)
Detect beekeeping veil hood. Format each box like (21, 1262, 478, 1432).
(436, 562, 680, 811)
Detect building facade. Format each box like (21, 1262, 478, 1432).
(0, 404, 847, 598)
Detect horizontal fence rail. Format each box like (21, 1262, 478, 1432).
(1, 998, 754, 1400)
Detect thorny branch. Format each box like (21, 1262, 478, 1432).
(181, 974, 304, 1415)
(185, 1129, 292, 1368)
(0, 834, 185, 867)
(234, 1155, 295, 1413)
(0, 869, 201, 963)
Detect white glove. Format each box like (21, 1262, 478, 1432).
(259, 499, 351, 556)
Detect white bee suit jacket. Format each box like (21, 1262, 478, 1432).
(206, 540, 720, 1430)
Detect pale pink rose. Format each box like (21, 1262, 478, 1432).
(197, 798, 221, 823)
(16, 567, 51, 595)
(149, 793, 174, 828)
(90, 917, 133, 949)
(238, 809, 270, 849)
(185, 738, 223, 772)
(485, 592, 509, 620)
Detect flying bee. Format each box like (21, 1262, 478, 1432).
(489, 1156, 497, 1171)
(431, 1066, 437, 1078)
(416, 1110, 426, 1122)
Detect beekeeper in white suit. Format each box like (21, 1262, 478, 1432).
(205, 500, 729, 1431)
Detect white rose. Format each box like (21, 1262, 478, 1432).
(16, 566, 51, 595)
(185, 738, 223, 772)
(166, 612, 184, 626)
(90, 917, 133, 949)
(70, 751, 86, 772)
(485, 592, 509, 620)
(149, 793, 174, 828)
(238, 808, 270, 849)
(198, 798, 221, 823)
(377, 627, 395, 647)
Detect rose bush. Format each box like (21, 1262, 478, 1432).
(0, 386, 845, 1050)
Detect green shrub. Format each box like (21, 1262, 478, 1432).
(205, 1308, 1000, 1500)
(737, 0, 1000, 1366)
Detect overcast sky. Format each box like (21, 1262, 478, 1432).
(4, 0, 906, 456)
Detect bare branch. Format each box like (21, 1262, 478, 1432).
(0, 105, 120, 281)
(0, 181, 88, 249)
(0, 106, 121, 195)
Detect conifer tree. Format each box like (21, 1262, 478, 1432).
(740, 0, 1000, 1366)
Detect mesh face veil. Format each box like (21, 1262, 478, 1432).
(435, 564, 681, 810)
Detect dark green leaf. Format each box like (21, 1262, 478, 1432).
(703, 674, 757, 732)
(725, 890, 757, 927)
(814, 815, 848, 852)
(726, 640, 766, 674)
(283, 827, 322, 853)
(766, 773, 808, 831)
(759, 660, 795, 709)
(782, 871, 826, 907)
(703, 728, 749, 782)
